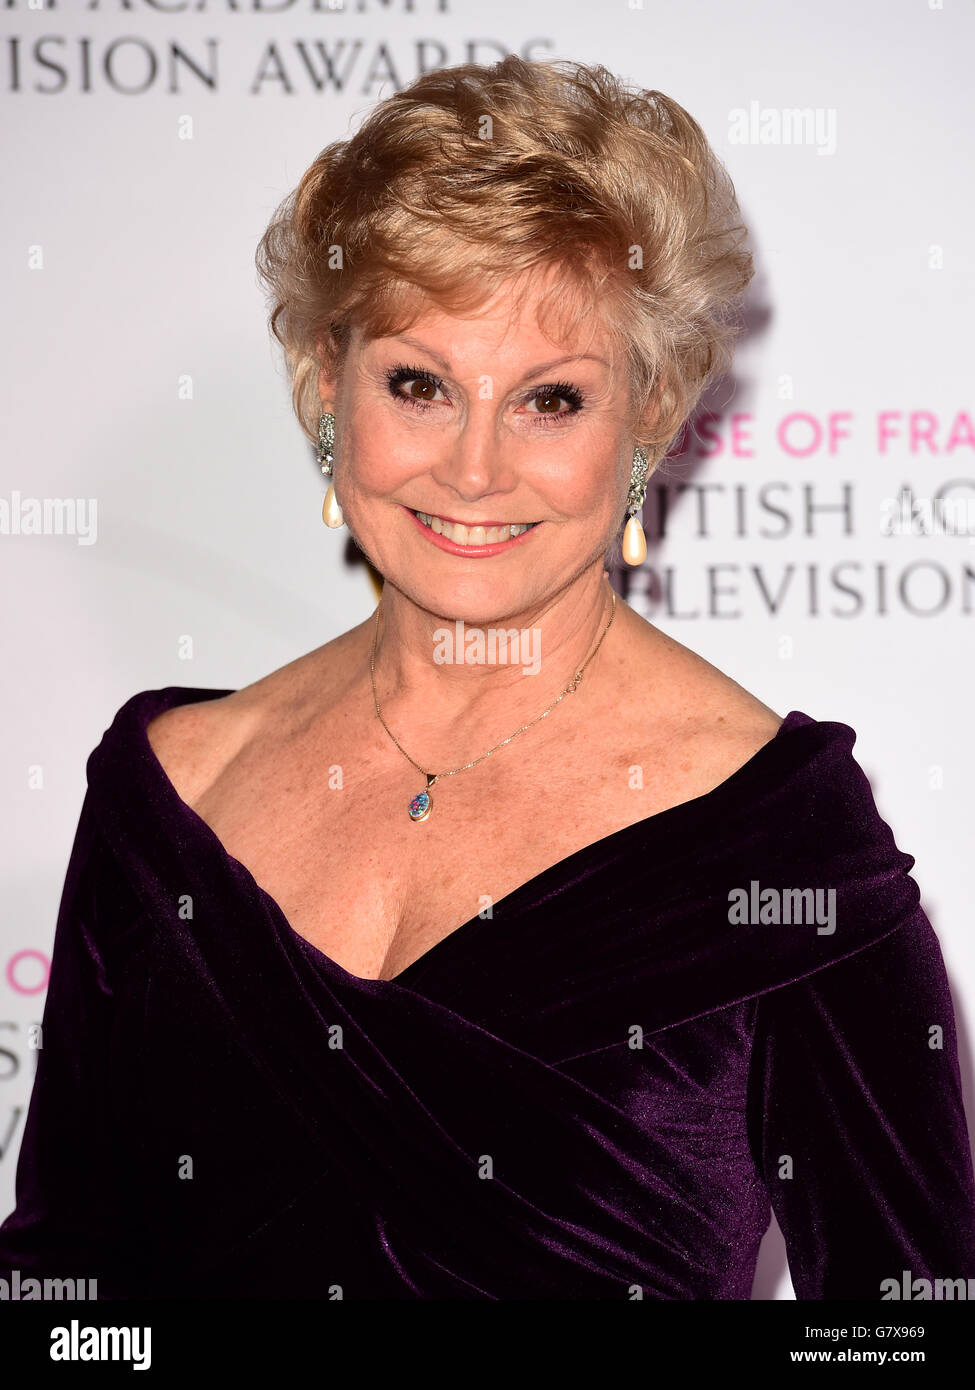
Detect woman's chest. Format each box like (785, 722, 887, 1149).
(120, 912, 769, 1297)
(191, 727, 693, 981)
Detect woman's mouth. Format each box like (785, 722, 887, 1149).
(401, 505, 542, 558)
(410, 508, 540, 546)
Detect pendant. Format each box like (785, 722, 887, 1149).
(408, 774, 437, 822)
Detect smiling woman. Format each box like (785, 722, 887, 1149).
(1, 55, 974, 1303)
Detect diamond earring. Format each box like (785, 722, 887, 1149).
(318, 412, 345, 529)
(621, 445, 650, 566)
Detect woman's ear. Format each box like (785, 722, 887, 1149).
(317, 365, 335, 414)
(635, 378, 665, 450)
(316, 326, 349, 414)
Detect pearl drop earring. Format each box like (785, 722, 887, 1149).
(318, 411, 345, 529)
(621, 445, 650, 566)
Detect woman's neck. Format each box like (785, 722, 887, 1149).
(364, 568, 622, 748)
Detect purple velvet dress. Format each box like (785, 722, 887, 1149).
(1, 685, 974, 1300)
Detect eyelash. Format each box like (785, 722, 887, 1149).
(383, 363, 584, 424)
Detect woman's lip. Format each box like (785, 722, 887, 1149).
(401, 505, 540, 557)
(410, 507, 534, 528)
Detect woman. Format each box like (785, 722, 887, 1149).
(1, 56, 974, 1301)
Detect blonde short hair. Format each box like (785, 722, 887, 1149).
(256, 55, 753, 471)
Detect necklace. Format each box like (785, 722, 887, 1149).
(370, 586, 618, 821)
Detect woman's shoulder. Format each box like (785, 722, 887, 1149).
(620, 612, 787, 777)
(643, 628, 917, 896)
(142, 624, 368, 807)
(619, 613, 881, 840)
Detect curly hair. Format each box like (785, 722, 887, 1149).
(255, 55, 753, 471)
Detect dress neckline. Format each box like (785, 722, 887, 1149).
(126, 685, 816, 989)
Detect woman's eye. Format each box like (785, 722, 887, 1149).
(402, 377, 444, 402)
(385, 366, 446, 406)
(526, 391, 571, 415)
(523, 384, 584, 420)
(384, 365, 583, 422)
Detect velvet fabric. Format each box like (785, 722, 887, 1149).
(1, 685, 974, 1300)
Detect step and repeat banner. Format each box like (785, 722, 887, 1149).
(1, 0, 973, 1301)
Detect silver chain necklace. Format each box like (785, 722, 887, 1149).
(370, 588, 618, 821)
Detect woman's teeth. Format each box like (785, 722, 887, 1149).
(413, 510, 539, 545)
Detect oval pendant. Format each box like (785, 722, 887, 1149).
(408, 789, 432, 822)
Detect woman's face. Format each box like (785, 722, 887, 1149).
(320, 270, 642, 623)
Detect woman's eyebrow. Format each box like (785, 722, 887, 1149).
(384, 333, 611, 382)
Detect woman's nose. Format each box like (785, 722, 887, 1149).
(432, 415, 516, 501)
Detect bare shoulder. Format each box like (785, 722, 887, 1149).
(679, 682, 786, 794)
(145, 691, 251, 808)
(144, 623, 369, 806)
(620, 609, 785, 791)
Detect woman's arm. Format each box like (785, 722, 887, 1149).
(750, 905, 975, 1300)
(0, 788, 131, 1297)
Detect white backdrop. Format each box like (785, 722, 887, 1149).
(2, 0, 973, 1301)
